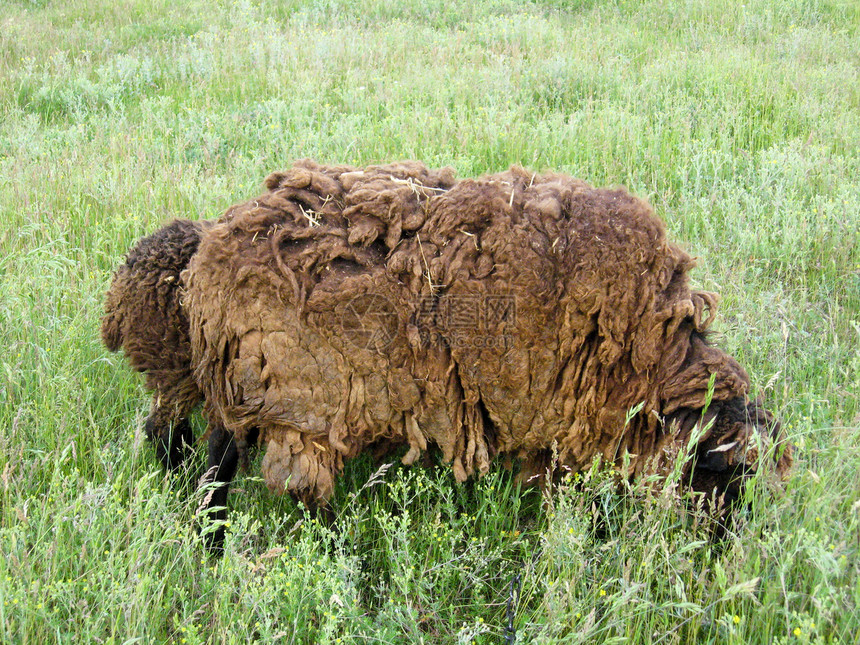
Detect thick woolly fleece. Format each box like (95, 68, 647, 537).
(182, 160, 792, 506)
(102, 219, 210, 470)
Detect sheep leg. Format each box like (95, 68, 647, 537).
(198, 422, 240, 552)
(145, 398, 195, 472)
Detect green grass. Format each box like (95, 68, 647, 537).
(0, 0, 858, 641)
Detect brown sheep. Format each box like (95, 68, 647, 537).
(179, 159, 792, 530)
(102, 218, 245, 546)
(102, 219, 210, 472)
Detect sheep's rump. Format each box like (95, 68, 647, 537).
(102, 219, 210, 411)
(184, 160, 781, 502)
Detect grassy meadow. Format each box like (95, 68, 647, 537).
(1, 0, 858, 641)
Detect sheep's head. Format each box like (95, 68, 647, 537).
(688, 396, 793, 508)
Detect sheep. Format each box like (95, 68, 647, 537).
(102, 219, 210, 471)
(176, 159, 792, 531)
(102, 218, 249, 546)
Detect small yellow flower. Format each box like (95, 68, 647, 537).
(733, 615, 741, 624)
(794, 627, 802, 637)
(599, 589, 606, 597)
